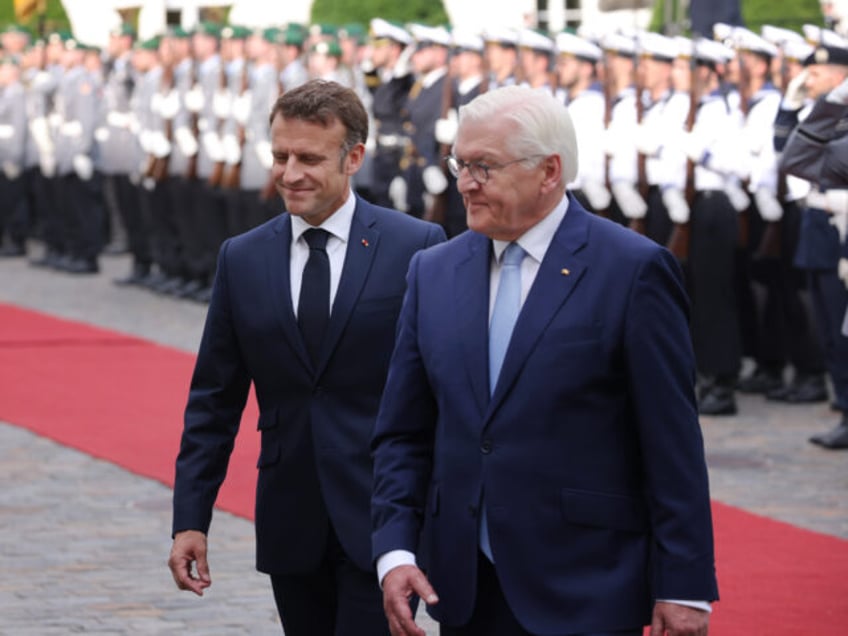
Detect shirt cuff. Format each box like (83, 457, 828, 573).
(375, 549, 417, 587)
(658, 599, 712, 613)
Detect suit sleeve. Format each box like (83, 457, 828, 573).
(371, 251, 438, 562)
(172, 240, 252, 536)
(624, 247, 719, 601)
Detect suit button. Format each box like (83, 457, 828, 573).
(480, 439, 492, 454)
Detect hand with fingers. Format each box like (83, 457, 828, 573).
(167, 530, 212, 596)
(382, 565, 439, 636)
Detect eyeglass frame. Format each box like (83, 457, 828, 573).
(444, 153, 547, 185)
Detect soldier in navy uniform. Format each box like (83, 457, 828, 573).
(517, 28, 556, 92)
(367, 18, 413, 210)
(482, 26, 518, 90)
(777, 43, 848, 449)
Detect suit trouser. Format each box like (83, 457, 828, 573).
(195, 181, 228, 284)
(645, 185, 673, 248)
(439, 553, 642, 636)
(269, 525, 390, 636)
(807, 268, 848, 412)
(113, 173, 151, 268)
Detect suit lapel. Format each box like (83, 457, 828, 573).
(456, 233, 492, 417)
(487, 199, 591, 416)
(266, 214, 313, 370)
(316, 200, 379, 375)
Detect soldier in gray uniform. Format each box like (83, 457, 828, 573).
(0, 54, 28, 256)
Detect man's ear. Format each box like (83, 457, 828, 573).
(344, 143, 366, 175)
(539, 154, 563, 195)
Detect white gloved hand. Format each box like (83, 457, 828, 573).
(838, 258, 848, 289)
(662, 187, 690, 224)
(0, 124, 14, 139)
(389, 175, 408, 212)
(185, 85, 204, 113)
(201, 131, 225, 163)
(434, 109, 458, 146)
(159, 89, 180, 120)
(150, 92, 163, 116)
(829, 210, 848, 244)
(94, 127, 109, 143)
(40, 153, 56, 178)
(754, 187, 783, 222)
(610, 181, 647, 219)
(582, 180, 611, 211)
(29, 117, 53, 154)
(174, 126, 198, 157)
(222, 134, 241, 165)
(73, 154, 94, 181)
(602, 128, 618, 157)
(3, 161, 21, 180)
(634, 123, 661, 156)
(682, 131, 708, 164)
(213, 90, 231, 119)
(827, 77, 848, 105)
(232, 91, 252, 125)
(726, 180, 751, 212)
(256, 140, 273, 170)
(782, 69, 809, 110)
(150, 131, 172, 158)
(139, 129, 154, 154)
(422, 164, 448, 195)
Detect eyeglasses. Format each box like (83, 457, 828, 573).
(444, 154, 545, 185)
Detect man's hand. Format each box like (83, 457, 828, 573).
(650, 601, 709, 636)
(167, 530, 211, 596)
(382, 564, 439, 636)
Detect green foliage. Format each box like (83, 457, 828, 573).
(649, 0, 824, 36)
(0, 0, 70, 38)
(310, 0, 449, 27)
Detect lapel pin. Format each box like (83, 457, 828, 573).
(361, 238, 369, 247)
(561, 268, 570, 276)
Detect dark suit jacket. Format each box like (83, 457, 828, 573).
(173, 197, 445, 575)
(372, 195, 718, 633)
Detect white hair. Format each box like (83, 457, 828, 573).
(457, 85, 578, 185)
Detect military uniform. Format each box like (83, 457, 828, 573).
(0, 61, 28, 255)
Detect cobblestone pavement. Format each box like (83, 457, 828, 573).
(0, 248, 846, 634)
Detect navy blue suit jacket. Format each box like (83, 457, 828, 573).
(173, 197, 445, 575)
(372, 196, 718, 633)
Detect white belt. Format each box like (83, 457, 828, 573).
(377, 134, 407, 149)
(61, 121, 83, 137)
(106, 111, 131, 129)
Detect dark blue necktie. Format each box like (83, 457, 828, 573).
(298, 228, 330, 366)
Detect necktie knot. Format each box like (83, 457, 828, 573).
(303, 228, 329, 251)
(501, 242, 525, 268)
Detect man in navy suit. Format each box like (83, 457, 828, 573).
(371, 86, 718, 636)
(168, 80, 445, 635)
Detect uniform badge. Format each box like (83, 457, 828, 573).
(815, 48, 829, 64)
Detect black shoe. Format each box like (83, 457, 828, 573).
(699, 387, 738, 416)
(65, 257, 99, 274)
(782, 375, 829, 404)
(737, 368, 783, 394)
(138, 270, 170, 289)
(113, 262, 151, 286)
(809, 421, 848, 450)
(175, 279, 205, 299)
(154, 276, 189, 295)
(101, 242, 129, 256)
(0, 244, 26, 257)
(30, 250, 62, 268)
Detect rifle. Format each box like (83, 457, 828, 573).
(259, 69, 285, 203)
(222, 58, 249, 189)
(736, 48, 751, 249)
(145, 59, 174, 183)
(424, 64, 455, 225)
(185, 58, 199, 180)
(630, 48, 647, 235)
(598, 51, 613, 220)
(206, 61, 228, 188)
(667, 38, 697, 262)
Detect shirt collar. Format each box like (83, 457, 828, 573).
(291, 189, 356, 244)
(492, 193, 569, 264)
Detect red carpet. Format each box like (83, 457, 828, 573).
(1, 302, 846, 633)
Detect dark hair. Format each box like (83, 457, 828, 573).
(269, 79, 369, 157)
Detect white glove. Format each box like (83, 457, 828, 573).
(829, 210, 848, 243)
(682, 131, 708, 164)
(255, 140, 273, 170)
(782, 69, 809, 110)
(726, 180, 751, 212)
(827, 77, 848, 105)
(174, 126, 198, 157)
(222, 134, 241, 165)
(838, 258, 848, 290)
(213, 90, 231, 119)
(94, 127, 109, 143)
(139, 129, 154, 154)
(29, 117, 53, 155)
(582, 180, 611, 211)
(610, 181, 647, 219)
(3, 161, 21, 180)
(754, 187, 783, 222)
(159, 89, 180, 120)
(434, 109, 458, 146)
(389, 175, 408, 212)
(601, 128, 618, 157)
(422, 165, 448, 195)
(150, 131, 172, 159)
(73, 154, 94, 181)
(0, 124, 13, 139)
(150, 92, 163, 116)
(40, 153, 56, 178)
(201, 131, 225, 163)
(662, 187, 690, 224)
(185, 85, 204, 113)
(232, 92, 252, 125)
(634, 123, 661, 156)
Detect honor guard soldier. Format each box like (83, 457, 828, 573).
(367, 18, 414, 210)
(517, 27, 556, 92)
(20, 40, 50, 254)
(777, 39, 848, 449)
(391, 23, 450, 219)
(280, 23, 309, 92)
(555, 31, 610, 215)
(482, 26, 518, 89)
(0, 53, 28, 256)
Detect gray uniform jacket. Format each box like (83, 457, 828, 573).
(54, 65, 99, 177)
(239, 62, 277, 191)
(0, 81, 27, 170)
(99, 55, 138, 175)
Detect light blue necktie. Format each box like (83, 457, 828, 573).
(480, 241, 526, 561)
